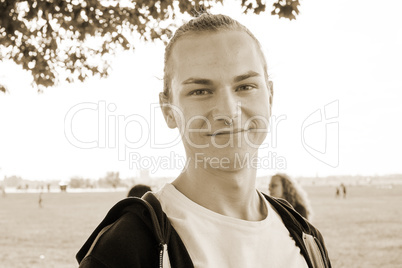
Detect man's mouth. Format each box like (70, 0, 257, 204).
(207, 129, 252, 136)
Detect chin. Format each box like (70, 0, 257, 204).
(193, 149, 259, 171)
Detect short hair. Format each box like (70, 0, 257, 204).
(127, 184, 152, 198)
(162, 13, 272, 103)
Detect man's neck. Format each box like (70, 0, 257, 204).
(172, 159, 266, 221)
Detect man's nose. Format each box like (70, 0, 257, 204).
(212, 88, 240, 123)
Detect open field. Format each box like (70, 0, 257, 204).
(307, 185, 402, 268)
(1, 185, 402, 267)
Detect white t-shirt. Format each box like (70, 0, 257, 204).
(154, 183, 308, 268)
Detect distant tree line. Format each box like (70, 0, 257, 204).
(69, 171, 122, 189)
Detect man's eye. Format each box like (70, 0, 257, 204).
(236, 85, 256, 92)
(189, 89, 210, 96)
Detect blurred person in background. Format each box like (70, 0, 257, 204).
(38, 192, 43, 208)
(77, 13, 331, 268)
(127, 184, 152, 198)
(335, 186, 340, 198)
(340, 183, 347, 198)
(269, 173, 313, 220)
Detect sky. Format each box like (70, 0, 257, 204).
(0, 0, 401, 181)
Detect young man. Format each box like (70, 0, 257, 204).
(77, 14, 331, 268)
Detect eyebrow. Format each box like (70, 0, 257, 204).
(233, 71, 261, 83)
(181, 71, 261, 85)
(182, 78, 213, 85)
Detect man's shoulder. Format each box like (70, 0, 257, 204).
(86, 210, 159, 265)
(261, 192, 293, 209)
(262, 193, 318, 234)
(77, 197, 160, 266)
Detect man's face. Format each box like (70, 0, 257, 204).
(165, 30, 271, 169)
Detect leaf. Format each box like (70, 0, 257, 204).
(271, 0, 300, 20)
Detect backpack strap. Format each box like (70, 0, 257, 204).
(303, 233, 329, 268)
(263, 194, 330, 268)
(142, 192, 172, 267)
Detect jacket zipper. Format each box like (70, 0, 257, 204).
(159, 243, 169, 268)
(159, 243, 163, 268)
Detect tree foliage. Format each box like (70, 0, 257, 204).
(103, 171, 120, 188)
(4, 175, 23, 187)
(69, 176, 93, 188)
(0, 83, 7, 93)
(0, 0, 300, 90)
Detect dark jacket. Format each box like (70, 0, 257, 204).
(76, 192, 331, 268)
(294, 203, 308, 219)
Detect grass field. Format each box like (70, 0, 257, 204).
(1, 185, 401, 267)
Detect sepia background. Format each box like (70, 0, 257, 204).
(1, 0, 401, 267)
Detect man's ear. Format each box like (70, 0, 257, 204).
(268, 80, 273, 113)
(159, 92, 177, 129)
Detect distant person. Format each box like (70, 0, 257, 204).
(38, 192, 43, 208)
(1, 185, 5, 198)
(269, 173, 313, 220)
(340, 183, 347, 198)
(127, 184, 152, 198)
(335, 186, 340, 198)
